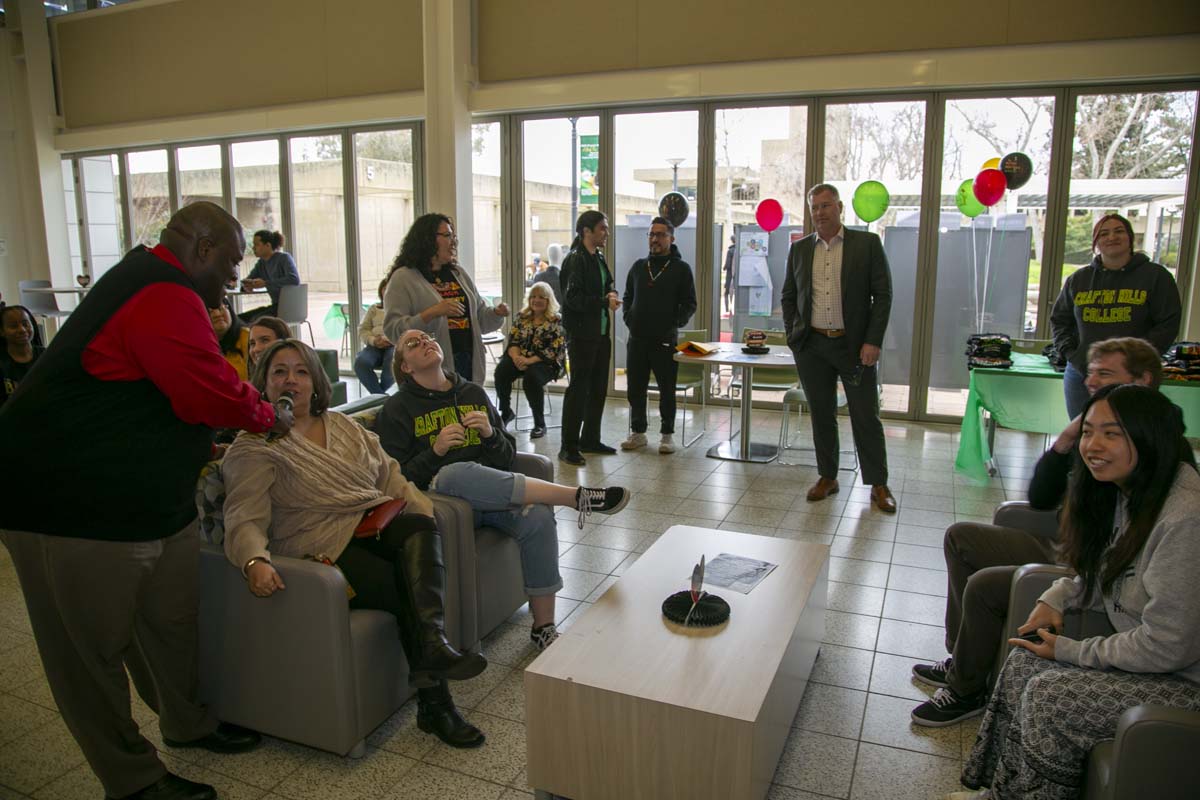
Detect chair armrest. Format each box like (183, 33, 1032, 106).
(993, 501, 1059, 539)
(512, 452, 554, 481)
(1006, 563, 1072, 634)
(1105, 704, 1200, 800)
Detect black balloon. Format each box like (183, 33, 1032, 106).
(658, 192, 690, 227)
(1001, 152, 1033, 190)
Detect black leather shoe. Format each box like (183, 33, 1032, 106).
(530, 426, 546, 439)
(579, 441, 617, 454)
(417, 694, 485, 749)
(108, 773, 216, 800)
(162, 722, 261, 754)
(558, 448, 586, 466)
(413, 641, 488, 682)
(500, 408, 515, 425)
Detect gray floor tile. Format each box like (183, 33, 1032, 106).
(860, 692, 961, 758)
(875, 619, 949, 662)
(828, 557, 889, 589)
(868, 652, 939, 703)
(772, 728, 858, 799)
(0, 717, 87, 795)
(827, 582, 885, 617)
(556, 567, 607, 601)
(557, 544, 629, 574)
(792, 683, 868, 739)
(890, 543, 945, 571)
(271, 746, 417, 800)
(886, 564, 946, 596)
(822, 610, 880, 650)
(882, 589, 947, 626)
(830, 537, 894, 564)
(422, 711, 526, 785)
(810, 643, 875, 691)
(849, 742, 963, 800)
(381, 763, 506, 800)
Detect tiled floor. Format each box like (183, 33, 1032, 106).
(0, 400, 1047, 800)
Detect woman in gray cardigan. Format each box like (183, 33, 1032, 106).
(383, 213, 508, 384)
(955, 384, 1200, 800)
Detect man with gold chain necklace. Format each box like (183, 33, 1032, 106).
(620, 216, 697, 454)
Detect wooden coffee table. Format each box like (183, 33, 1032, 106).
(525, 525, 829, 800)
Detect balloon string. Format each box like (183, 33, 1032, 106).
(980, 217, 996, 332)
(970, 224, 980, 332)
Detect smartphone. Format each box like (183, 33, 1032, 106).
(1016, 625, 1056, 644)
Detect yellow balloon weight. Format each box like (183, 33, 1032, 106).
(982, 157, 1001, 171)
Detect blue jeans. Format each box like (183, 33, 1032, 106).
(429, 462, 562, 596)
(1063, 361, 1090, 419)
(354, 345, 395, 394)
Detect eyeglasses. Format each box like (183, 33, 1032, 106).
(648, 232, 671, 239)
(436, 232, 458, 242)
(402, 334, 436, 350)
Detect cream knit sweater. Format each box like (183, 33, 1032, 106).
(221, 410, 434, 571)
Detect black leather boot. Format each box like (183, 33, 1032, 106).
(417, 681, 485, 748)
(399, 526, 488, 682)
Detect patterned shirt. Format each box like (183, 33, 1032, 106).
(507, 313, 566, 377)
(811, 227, 845, 330)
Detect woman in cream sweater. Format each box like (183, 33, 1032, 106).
(222, 339, 487, 748)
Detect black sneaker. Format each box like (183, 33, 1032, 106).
(912, 657, 953, 689)
(579, 441, 617, 455)
(911, 687, 986, 727)
(500, 408, 516, 426)
(558, 449, 586, 466)
(576, 486, 630, 528)
(530, 426, 546, 439)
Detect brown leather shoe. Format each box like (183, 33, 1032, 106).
(806, 477, 839, 502)
(870, 485, 897, 514)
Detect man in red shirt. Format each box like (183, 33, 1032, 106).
(0, 202, 292, 800)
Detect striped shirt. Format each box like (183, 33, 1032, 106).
(811, 228, 845, 329)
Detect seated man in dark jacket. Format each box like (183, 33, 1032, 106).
(909, 336, 1164, 727)
(374, 329, 630, 651)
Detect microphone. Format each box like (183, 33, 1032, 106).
(268, 391, 296, 441)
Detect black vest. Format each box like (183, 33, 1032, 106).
(0, 247, 214, 541)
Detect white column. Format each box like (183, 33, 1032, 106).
(0, 0, 72, 300)
(422, 0, 476, 275)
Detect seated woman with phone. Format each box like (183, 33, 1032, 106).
(221, 339, 488, 748)
(953, 384, 1200, 800)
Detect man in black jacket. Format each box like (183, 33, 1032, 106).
(909, 336, 1163, 728)
(620, 217, 697, 454)
(558, 211, 620, 466)
(781, 183, 896, 512)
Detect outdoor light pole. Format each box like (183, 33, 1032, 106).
(666, 157, 684, 192)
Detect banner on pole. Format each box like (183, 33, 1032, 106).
(579, 134, 599, 204)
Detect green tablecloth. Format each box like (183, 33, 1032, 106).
(955, 353, 1200, 483)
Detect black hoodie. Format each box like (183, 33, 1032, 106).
(1049, 252, 1181, 371)
(373, 371, 515, 490)
(622, 243, 697, 342)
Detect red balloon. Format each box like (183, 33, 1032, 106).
(972, 169, 1006, 208)
(755, 199, 784, 232)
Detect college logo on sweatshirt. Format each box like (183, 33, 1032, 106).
(413, 403, 488, 450)
(1073, 288, 1148, 324)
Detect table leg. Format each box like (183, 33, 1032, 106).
(705, 363, 779, 463)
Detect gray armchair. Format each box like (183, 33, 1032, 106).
(1000, 564, 1200, 799)
(197, 450, 554, 757)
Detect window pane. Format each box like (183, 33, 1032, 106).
(61, 159, 84, 279)
(288, 135, 348, 371)
(231, 140, 282, 259)
(927, 96, 1056, 417)
(177, 144, 223, 208)
(612, 110, 700, 393)
(355, 129, 415, 303)
(523, 115, 600, 296)
(1062, 91, 1197, 283)
(472, 122, 503, 300)
(714, 105, 808, 369)
(128, 149, 169, 248)
(79, 154, 126, 279)
(824, 100, 926, 414)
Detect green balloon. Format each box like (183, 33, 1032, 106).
(956, 179, 985, 218)
(851, 180, 890, 223)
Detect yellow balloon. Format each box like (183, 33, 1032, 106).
(982, 157, 1001, 170)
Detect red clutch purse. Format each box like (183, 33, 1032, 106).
(354, 498, 407, 539)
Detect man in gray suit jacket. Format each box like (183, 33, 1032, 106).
(781, 184, 897, 513)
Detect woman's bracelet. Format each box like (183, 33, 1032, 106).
(243, 556, 270, 577)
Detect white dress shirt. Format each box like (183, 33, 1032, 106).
(811, 227, 845, 330)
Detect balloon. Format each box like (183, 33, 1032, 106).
(851, 180, 890, 223)
(972, 169, 1007, 208)
(955, 179, 985, 218)
(755, 199, 784, 232)
(658, 192, 690, 228)
(981, 157, 1001, 170)
(1000, 151, 1033, 190)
